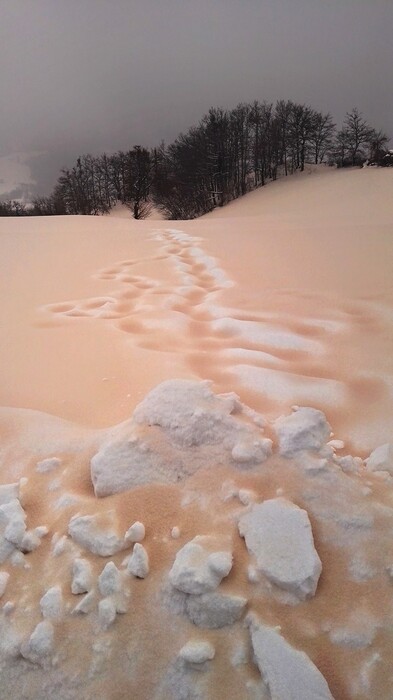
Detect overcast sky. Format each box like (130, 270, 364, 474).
(1, 0, 392, 199)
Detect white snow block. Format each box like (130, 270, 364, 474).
(98, 597, 117, 630)
(231, 438, 272, 463)
(0, 482, 20, 506)
(0, 499, 27, 548)
(125, 521, 145, 543)
(132, 379, 239, 447)
(169, 535, 232, 595)
(68, 514, 126, 556)
(186, 592, 247, 628)
(365, 443, 393, 474)
(91, 380, 269, 496)
(248, 616, 334, 699)
(178, 640, 215, 664)
(98, 561, 122, 595)
(127, 543, 149, 578)
(39, 586, 63, 619)
(71, 558, 93, 594)
(275, 408, 331, 456)
(239, 499, 322, 600)
(21, 621, 55, 665)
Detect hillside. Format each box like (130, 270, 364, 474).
(0, 167, 392, 699)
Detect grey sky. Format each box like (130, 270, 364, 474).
(1, 0, 392, 198)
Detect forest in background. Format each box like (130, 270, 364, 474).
(1, 102, 391, 219)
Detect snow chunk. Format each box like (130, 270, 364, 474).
(68, 513, 127, 556)
(171, 526, 180, 539)
(98, 597, 117, 630)
(125, 521, 145, 543)
(0, 571, 10, 598)
(178, 640, 215, 664)
(366, 443, 393, 474)
(98, 561, 122, 595)
(239, 499, 322, 600)
(131, 379, 239, 447)
(36, 457, 61, 473)
(231, 438, 272, 463)
(40, 586, 63, 619)
(275, 408, 331, 456)
(169, 535, 232, 594)
(248, 616, 334, 699)
(91, 380, 268, 496)
(21, 621, 54, 665)
(0, 499, 27, 548)
(186, 592, 247, 628)
(0, 482, 19, 505)
(71, 558, 93, 594)
(127, 543, 149, 578)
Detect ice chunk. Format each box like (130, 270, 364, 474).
(186, 592, 247, 628)
(238, 499, 322, 600)
(21, 621, 54, 665)
(98, 561, 122, 595)
(71, 558, 93, 594)
(171, 526, 180, 539)
(125, 521, 145, 543)
(68, 514, 126, 556)
(178, 640, 215, 664)
(366, 443, 393, 474)
(248, 615, 334, 699)
(275, 408, 331, 456)
(127, 543, 149, 578)
(169, 535, 232, 594)
(40, 586, 63, 619)
(36, 457, 61, 473)
(0, 571, 10, 598)
(98, 597, 117, 630)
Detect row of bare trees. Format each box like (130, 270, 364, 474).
(30, 147, 153, 217)
(154, 104, 389, 218)
(1, 104, 389, 218)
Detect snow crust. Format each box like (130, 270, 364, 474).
(239, 498, 322, 600)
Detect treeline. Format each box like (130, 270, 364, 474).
(1, 103, 390, 219)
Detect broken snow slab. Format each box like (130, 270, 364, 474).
(275, 407, 331, 456)
(238, 498, 322, 600)
(248, 615, 334, 699)
(91, 379, 271, 497)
